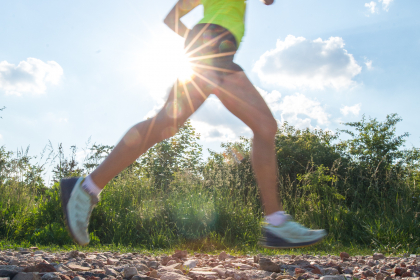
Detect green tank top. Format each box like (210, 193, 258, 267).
(198, 0, 246, 47)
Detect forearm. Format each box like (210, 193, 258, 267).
(165, 18, 190, 38)
(164, 2, 191, 38)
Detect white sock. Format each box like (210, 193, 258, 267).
(265, 211, 287, 226)
(82, 175, 102, 197)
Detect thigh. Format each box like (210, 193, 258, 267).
(206, 71, 276, 133)
(155, 76, 212, 133)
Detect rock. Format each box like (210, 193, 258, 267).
(23, 264, 57, 273)
(149, 270, 157, 278)
(373, 253, 385, 260)
(166, 260, 176, 266)
(259, 258, 280, 273)
(131, 276, 154, 280)
(171, 251, 187, 259)
(212, 267, 226, 278)
(232, 263, 253, 270)
(72, 278, 85, 280)
(106, 259, 118, 266)
(323, 268, 339, 275)
(376, 272, 387, 280)
(0, 267, 22, 273)
(165, 263, 183, 270)
(0, 271, 18, 279)
(123, 267, 138, 279)
(0, 277, 10, 280)
(19, 249, 31, 255)
(41, 273, 61, 280)
(104, 268, 118, 277)
(160, 256, 171, 266)
(401, 271, 412, 277)
(147, 261, 159, 269)
(362, 270, 375, 277)
(67, 251, 79, 259)
(254, 254, 261, 264)
(394, 267, 406, 276)
(339, 253, 350, 260)
(67, 264, 91, 272)
(188, 269, 218, 279)
(219, 252, 229, 261)
(52, 265, 70, 273)
(311, 267, 323, 275)
(160, 272, 190, 280)
(342, 268, 353, 274)
(134, 264, 148, 273)
(276, 276, 292, 280)
(320, 276, 346, 280)
(13, 272, 41, 280)
(295, 268, 306, 275)
(183, 260, 197, 270)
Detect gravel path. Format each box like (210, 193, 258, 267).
(0, 248, 419, 280)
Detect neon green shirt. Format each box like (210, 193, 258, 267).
(198, 0, 246, 47)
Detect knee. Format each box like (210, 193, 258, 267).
(253, 117, 278, 141)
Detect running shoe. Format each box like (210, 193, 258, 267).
(260, 215, 327, 249)
(60, 177, 99, 246)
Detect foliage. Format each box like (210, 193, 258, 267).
(0, 114, 419, 253)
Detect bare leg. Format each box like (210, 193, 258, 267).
(90, 77, 211, 188)
(194, 71, 282, 215)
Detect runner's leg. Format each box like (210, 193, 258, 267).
(90, 77, 211, 188)
(194, 70, 282, 215)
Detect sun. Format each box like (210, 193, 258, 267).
(131, 29, 196, 99)
(175, 50, 194, 83)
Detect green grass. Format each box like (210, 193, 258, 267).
(0, 117, 419, 254)
(0, 238, 409, 258)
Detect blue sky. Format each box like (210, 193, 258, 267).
(1, 0, 419, 182)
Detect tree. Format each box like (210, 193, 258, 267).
(340, 113, 409, 167)
(138, 120, 203, 190)
(52, 144, 84, 182)
(338, 113, 411, 208)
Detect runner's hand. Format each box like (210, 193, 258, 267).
(261, 0, 274, 5)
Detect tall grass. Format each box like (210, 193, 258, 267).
(0, 116, 419, 254)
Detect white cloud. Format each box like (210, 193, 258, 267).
(365, 59, 373, 70)
(191, 120, 241, 142)
(276, 93, 330, 129)
(378, 0, 394, 11)
(365, 1, 378, 14)
(340, 104, 361, 116)
(253, 35, 362, 90)
(256, 87, 282, 112)
(190, 97, 252, 142)
(0, 58, 63, 96)
(0, 134, 2, 140)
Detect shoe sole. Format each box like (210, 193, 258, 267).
(60, 177, 87, 246)
(259, 230, 326, 249)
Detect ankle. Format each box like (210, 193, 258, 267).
(265, 211, 287, 226)
(82, 175, 103, 197)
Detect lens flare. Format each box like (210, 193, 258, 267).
(177, 51, 194, 83)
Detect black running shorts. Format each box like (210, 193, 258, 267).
(185, 23, 243, 76)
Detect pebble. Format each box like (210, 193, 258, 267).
(0, 249, 419, 280)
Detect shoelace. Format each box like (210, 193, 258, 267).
(76, 194, 95, 225)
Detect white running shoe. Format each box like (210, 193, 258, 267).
(60, 177, 99, 246)
(261, 215, 327, 248)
